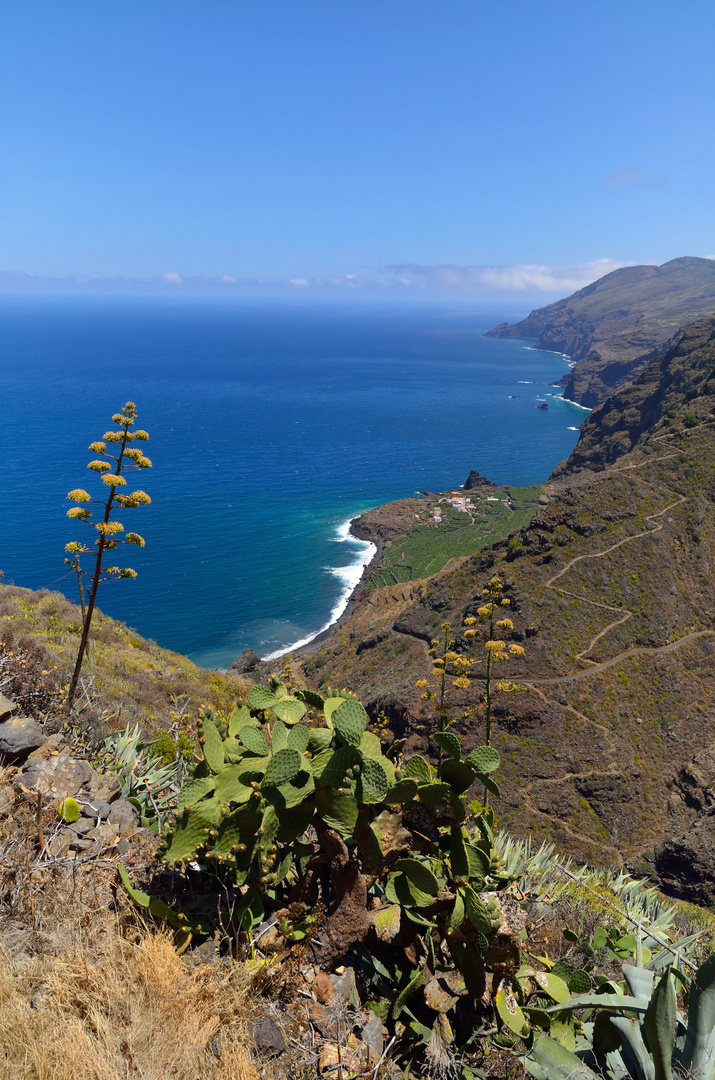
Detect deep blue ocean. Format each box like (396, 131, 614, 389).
(0, 298, 585, 668)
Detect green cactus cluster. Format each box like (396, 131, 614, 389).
(148, 677, 530, 1059)
(158, 678, 396, 878)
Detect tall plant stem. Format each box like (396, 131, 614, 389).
(66, 431, 129, 713)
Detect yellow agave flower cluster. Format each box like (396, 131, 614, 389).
(416, 575, 526, 698)
(65, 401, 152, 574)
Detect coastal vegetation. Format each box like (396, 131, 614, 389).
(362, 486, 542, 588)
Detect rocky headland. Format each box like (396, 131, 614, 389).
(487, 255, 715, 407)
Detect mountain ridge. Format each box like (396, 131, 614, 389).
(486, 255, 715, 407)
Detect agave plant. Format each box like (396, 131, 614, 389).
(526, 952, 715, 1080)
(99, 723, 184, 828)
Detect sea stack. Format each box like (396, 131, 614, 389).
(462, 469, 497, 490)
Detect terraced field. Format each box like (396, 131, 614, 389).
(367, 485, 542, 586)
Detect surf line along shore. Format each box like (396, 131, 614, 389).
(260, 516, 381, 662)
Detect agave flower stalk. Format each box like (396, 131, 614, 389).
(65, 402, 152, 712)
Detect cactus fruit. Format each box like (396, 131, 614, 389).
(332, 698, 368, 746)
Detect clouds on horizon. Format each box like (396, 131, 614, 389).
(0, 258, 636, 298)
(384, 258, 631, 293)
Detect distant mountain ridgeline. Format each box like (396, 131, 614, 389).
(487, 256, 715, 407)
(551, 313, 715, 481)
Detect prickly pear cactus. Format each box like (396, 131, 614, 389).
(156, 676, 516, 1071)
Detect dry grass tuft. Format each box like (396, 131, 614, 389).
(0, 927, 260, 1080)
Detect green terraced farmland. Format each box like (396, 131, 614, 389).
(367, 485, 542, 587)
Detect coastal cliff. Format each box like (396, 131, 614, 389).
(292, 325, 715, 898)
(550, 313, 715, 481)
(487, 255, 715, 407)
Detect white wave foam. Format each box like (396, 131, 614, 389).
(567, 426, 581, 431)
(262, 519, 377, 660)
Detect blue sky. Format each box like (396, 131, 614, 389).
(2, 1, 714, 300)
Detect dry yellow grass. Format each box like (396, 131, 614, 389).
(0, 928, 261, 1080)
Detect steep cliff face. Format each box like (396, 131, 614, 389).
(487, 257, 715, 407)
(550, 314, 715, 481)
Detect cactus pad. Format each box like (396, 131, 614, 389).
(395, 857, 440, 896)
(263, 748, 302, 788)
(202, 720, 225, 773)
(239, 726, 269, 756)
(466, 843, 490, 881)
(479, 774, 501, 798)
(271, 721, 288, 752)
(215, 765, 254, 805)
(298, 688, 325, 710)
(464, 746, 500, 774)
(332, 698, 368, 746)
(58, 797, 80, 823)
(163, 797, 222, 864)
(567, 969, 592, 995)
(246, 686, 278, 711)
(434, 731, 461, 760)
(265, 770, 316, 810)
(384, 778, 419, 804)
(449, 825, 469, 881)
(315, 788, 359, 837)
(356, 757, 389, 804)
(402, 755, 432, 783)
(463, 885, 491, 933)
(359, 731, 383, 759)
(316, 744, 358, 787)
(440, 759, 475, 795)
(323, 696, 346, 725)
(308, 727, 333, 752)
(287, 724, 310, 753)
(228, 705, 253, 736)
(272, 697, 307, 725)
(181, 775, 216, 807)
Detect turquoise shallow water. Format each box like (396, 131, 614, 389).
(0, 298, 584, 667)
